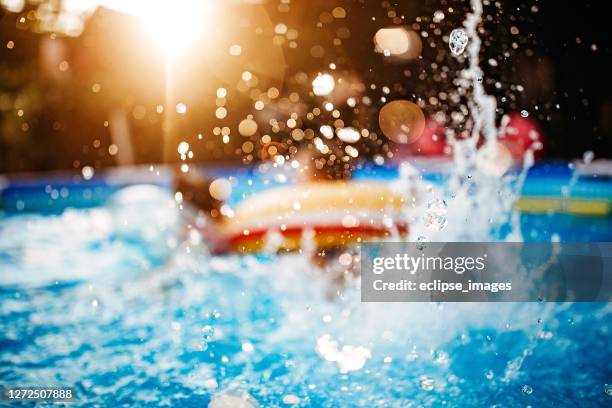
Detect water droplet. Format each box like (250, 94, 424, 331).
(603, 383, 612, 396)
(416, 235, 428, 250)
(81, 166, 94, 180)
(320, 125, 334, 139)
(177, 141, 189, 155)
(583, 150, 594, 164)
(419, 376, 435, 391)
(336, 127, 361, 143)
(522, 384, 533, 395)
(449, 28, 468, 55)
(201, 325, 214, 350)
(176, 103, 187, 114)
(432, 350, 449, 365)
(520, 110, 529, 117)
(425, 199, 448, 231)
(312, 73, 335, 96)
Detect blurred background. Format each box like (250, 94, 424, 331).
(0, 0, 610, 174)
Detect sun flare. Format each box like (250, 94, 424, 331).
(101, 0, 212, 59)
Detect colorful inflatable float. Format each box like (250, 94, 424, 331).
(516, 161, 612, 216)
(221, 181, 410, 253)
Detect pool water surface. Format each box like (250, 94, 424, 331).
(1, 192, 611, 406)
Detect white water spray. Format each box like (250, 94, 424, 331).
(404, 0, 535, 242)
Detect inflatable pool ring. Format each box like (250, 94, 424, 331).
(222, 181, 410, 253)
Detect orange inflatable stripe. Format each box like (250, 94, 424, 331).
(228, 224, 408, 253)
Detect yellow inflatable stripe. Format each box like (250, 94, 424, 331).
(226, 181, 406, 231)
(516, 197, 611, 216)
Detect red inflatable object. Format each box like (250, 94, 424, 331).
(394, 116, 447, 157)
(393, 112, 543, 160)
(499, 113, 543, 159)
(414, 117, 447, 155)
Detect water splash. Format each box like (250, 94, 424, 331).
(424, 199, 448, 231)
(401, 0, 535, 243)
(1, 2, 608, 406)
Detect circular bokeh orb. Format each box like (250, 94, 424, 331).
(312, 73, 335, 96)
(238, 117, 258, 137)
(209, 178, 233, 201)
(374, 27, 410, 55)
(378, 100, 425, 144)
(476, 141, 513, 177)
(374, 27, 422, 60)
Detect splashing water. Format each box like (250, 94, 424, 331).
(1, 1, 610, 406)
(404, 0, 535, 243)
(1, 211, 608, 405)
(424, 199, 448, 231)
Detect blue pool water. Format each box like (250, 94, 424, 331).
(1, 174, 611, 406)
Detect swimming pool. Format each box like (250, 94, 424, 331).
(1, 164, 611, 406)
